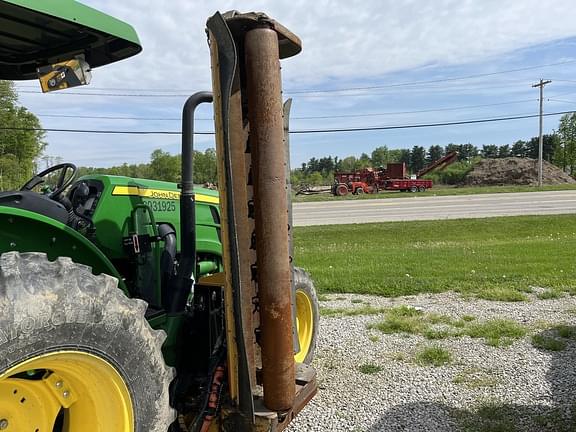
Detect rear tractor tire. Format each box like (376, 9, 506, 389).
(0, 252, 174, 432)
(293, 267, 319, 365)
(335, 184, 349, 196)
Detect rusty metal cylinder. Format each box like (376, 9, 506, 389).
(245, 26, 295, 411)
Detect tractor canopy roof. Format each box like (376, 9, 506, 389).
(0, 0, 141, 80)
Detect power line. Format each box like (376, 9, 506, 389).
(13, 59, 576, 95)
(548, 98, 576, 104)
(32, 99, 537, 122)
(4, 82, 540, 99)
(1, 110, 573, 135)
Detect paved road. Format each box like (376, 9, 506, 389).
(292, 190, 576, 226)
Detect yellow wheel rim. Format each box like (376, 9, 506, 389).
(0, 351, 134, 432)
(294, 289, 314, 363)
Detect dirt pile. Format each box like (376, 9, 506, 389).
(464, 157, 576, 186)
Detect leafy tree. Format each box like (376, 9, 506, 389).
(445, 143, 460, 156)
(557, 114, 576, 174)
(398, 149, 411, 167)
(317, 156, 335, 174)
(371, 146, 389, 167)
(498, 144, 511, 158)
(78, 148, 218, 184)
(444, 143, 477, 161)
(358, 152, 371, 168)
(339, 156, 357, 172)
(307, 171, 323, 186)
(511, 140, 527, 157)
(427, 145, 444, 164)
(410, 146, 426, 172)
(459, 143, 479, 161)
(0, 81, 46, 190)
(525, 134, 557, 162)
(387, 149, 404, 163)
(194, 148, 217, 184)
(481, 145, 499, 159)
(149, 149, 181, 182)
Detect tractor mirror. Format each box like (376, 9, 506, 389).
(38, 56, 92, 93)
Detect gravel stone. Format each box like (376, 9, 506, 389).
(287, 292, 576, 432)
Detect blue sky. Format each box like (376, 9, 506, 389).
(12, 0, 576, 168)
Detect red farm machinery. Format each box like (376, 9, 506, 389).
(332, 151, 458, 196)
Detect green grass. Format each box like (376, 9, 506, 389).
(320, 305, 387, 317)
(475, 287, 529, 302)
(414, 345, 452, 366)
(531, 334, 567, 351)
(462, 402, 518, 432)
(293, 183, 576, 203)
(369, 306, 427, 334)
(370, 307, 527, 347)
(464, 319, 527, 347)
(371, 314, 424, 334)
(294, 215, 576, 297)
(423, 328, 453, 340)
(358, 363, 383, 374)
(554, 325, 576, 339)
(537, 289, 564, 300)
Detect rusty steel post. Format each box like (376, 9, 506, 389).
(245, 25, 295, 411)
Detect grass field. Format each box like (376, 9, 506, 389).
(293, 214, 576, 298)
(293, 184, 576, 203)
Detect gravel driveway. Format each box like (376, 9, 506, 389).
(287, 292, 576, 432)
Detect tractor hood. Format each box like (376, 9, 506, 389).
(0, 0, 142, 80)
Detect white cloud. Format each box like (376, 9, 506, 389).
(12, 0, 576, 167)
(82, 0, 576, 89)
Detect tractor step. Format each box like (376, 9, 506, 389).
(253, 363, 317, 431)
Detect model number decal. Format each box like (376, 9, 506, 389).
(144, 200, 176, 212)
(112, 186, 220, 204)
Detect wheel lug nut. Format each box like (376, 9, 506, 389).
(0, 419, 8, 430)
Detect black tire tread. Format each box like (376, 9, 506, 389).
(0, 252, 175, 432)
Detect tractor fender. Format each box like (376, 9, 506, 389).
(0, 206, 127, 294)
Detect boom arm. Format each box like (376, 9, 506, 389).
(417, 151, 459, 178)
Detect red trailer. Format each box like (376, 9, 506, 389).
(383, 178, 432, 192)
(332, 151, 458, 196)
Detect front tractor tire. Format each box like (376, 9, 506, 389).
(294, 267, 319, 365)
(0, 252, 174, 432)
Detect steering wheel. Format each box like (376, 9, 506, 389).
(20, 163, 78, 199)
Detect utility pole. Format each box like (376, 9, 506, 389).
(532, 79, 552, 187)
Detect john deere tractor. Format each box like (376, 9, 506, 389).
(0, 2, 319, 431)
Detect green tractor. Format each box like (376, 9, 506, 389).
(0, 2, 319, 431)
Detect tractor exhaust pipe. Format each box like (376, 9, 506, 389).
(170, 91, 213, 313)
(245, 26, 295, 411)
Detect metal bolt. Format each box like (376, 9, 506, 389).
(0, 419, 8, 430)
(55, 381, 63, 388)
(9, 242, 15, 248)
(63, 390, 70, 398)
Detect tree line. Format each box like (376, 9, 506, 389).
(77, 148, 218, 185)
(293, 116, 576, 186)
(2, 76, 576, 190)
